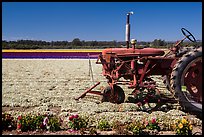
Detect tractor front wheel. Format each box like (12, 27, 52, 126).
(101, 85, 125, 104)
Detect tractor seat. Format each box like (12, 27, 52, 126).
(102, 48, 165, 57)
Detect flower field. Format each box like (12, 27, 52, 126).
(2, 59, 202, 135)
(2, 49, 101, 59)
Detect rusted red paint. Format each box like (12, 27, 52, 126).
(102, 48, 165, 57)
(75, 12, 202, 110)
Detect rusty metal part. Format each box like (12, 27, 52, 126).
(101, 84, 125, 104)
(75, 82, 101, 100)
(76, 12, 201, 117)
(102, 48, 165, 57)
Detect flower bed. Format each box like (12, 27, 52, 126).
(2, 110, 202, 135)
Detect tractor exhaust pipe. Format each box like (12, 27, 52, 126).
(126, 11, 134, 49)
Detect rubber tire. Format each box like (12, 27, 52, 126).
(101, 86, 111, 102)
(101, 85, 125, 104)
(163, 47, 195, 91)
(170, 47, 202, 114)
(176, 47, 195, 57)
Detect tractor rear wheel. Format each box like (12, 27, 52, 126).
(163, 47, 195, 92)
(101, 85, 125, 104)
(170, 47, 202, 115)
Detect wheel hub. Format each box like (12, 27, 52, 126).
(184, 57, 202, 103)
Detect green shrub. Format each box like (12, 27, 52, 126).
(47, 115, 61, 131)
(126, 121, 144, 135)
(97, 119, 111, 131)
(16, 113, 62, 132)
(17, 114, 35, 131)
(34, 114, 46, 130)
(173, 117, 193, 135)
(68, 114, 88, 130)
(146, 117, 160, 131)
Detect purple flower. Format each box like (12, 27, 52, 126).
(43, 117, 49, 126)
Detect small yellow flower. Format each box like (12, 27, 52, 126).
(178, 123, 183, 129)
(181, 118, 187, 124)
(189, 125, 193, 130)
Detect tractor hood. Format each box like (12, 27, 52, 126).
(102, 48, 165, 57)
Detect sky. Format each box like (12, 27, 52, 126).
(2, 2, 202, 42)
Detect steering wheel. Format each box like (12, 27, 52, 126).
(181, 28, 196, 42)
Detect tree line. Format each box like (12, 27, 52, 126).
(2, 38, 201, 49)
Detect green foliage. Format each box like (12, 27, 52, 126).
(33, 114, 46, 130)
(17, 114, 36, 131)
(173, 117, 193, 135)
(72, 38, 82, 47)
(152, 39, 167, 47)
(146, 118, 161, 131)
(68, 114, 88, 130)
(47, 115, 61, 131)
(4, 39, 201, 49)
(1, 112, 198, 135)
(97, 119, 111, 131)
(126, 121, 145, 135)
(16, 113, 61, 132)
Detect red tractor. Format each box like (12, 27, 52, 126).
(76, 12, 202, 116)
